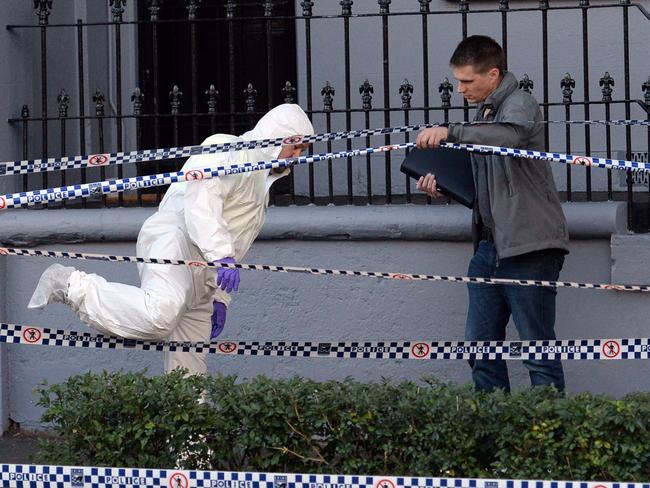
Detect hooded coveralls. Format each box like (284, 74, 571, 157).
(63, 104, 314, 374)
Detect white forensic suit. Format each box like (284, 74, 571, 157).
(60, 104, 314, 374)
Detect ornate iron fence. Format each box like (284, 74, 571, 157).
(6, 0, 650, 229)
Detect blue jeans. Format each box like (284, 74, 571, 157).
(465, 240, 566, 392)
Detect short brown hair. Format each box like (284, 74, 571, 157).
(449, 35, 506, 75)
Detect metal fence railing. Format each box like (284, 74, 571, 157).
(6, 1, 650, 230)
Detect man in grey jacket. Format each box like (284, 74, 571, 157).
(416, 35, 569, 392)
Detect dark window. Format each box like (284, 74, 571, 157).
(136, 0, 298, 151)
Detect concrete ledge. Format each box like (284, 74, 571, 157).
(0, 201, 627, 246)
(611, 234, 650, 285)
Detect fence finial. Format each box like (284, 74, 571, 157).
(282, 81, 296, 104)
(561, 73, 575, 104)
(519, 74, 534, 93)
(131, 87, 144, 115)
(57, 89, 70, 118)
(226, 0, 237, 18)
(340, 0, 353, 16)
(642, 76, 650, 105)
(109, 0, 127, 23)
(359, 80, 374, 110)
(169, 85, 183, 114)
(399, 79, 413, 109)
(378, 0, 390, 14)
(439, 77, 453, 108)
(321, 82, 335, 112)
(205, 85, 219, 113)
(263, 0, 273, 17)
(33, 0, 53, 26)
(599, 72, 615, 103)
(93, 89, 106, 117)
(418, 0, 431, 13)
(187, 0, 202, 20)
(301, 0, 314, 17)
(244, 83, 257, 112)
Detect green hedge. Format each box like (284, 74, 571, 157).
(36, 371, 650, 480)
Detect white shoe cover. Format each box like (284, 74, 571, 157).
(27, 263, 76, 309)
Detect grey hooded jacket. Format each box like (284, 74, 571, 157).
(446, 72, 569, 259)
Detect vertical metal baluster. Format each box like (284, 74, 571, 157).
(226, 0, 237, 134)
(58, 89, 70, 208)
(439, 77, 453, 205)
(420, 0, 431, 127)
(600, 72, 615, 200)
(301, 1, 314, 203)
(282, 81, 297, 205)
(187, 0, 201, 143)
(321, 82, 335, 205)
(148, 1, 163, 203)
(132, 87, 144, 206)
(580, 0, 592, 201)
(76, 19, 88, 208)
(264, 0, 274, 109)
(94, 89, 107, 206)
(110, 0, 125, 206)
(561, 73, 575, 202)
(21, 105, 30, 193)
(35, 0, 52, 200)
(170, 85, 183, 148)
(206, 84, 219, 134)
(379, 0, 392, 203)
(244, 82, 257, 127)
(342, 0, 353, 204)
(500, 0, 509, 69)
(360, 80, 373, 204)
(641, 76, 650, 210)
(400, 80, 413, 203)
(540, 0, 550, 151)
(622, 2, 633, 228)
(321, 86, 334, 203)
(460, 0, 469, 122)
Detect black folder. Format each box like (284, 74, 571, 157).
(400, 146, 475, 208)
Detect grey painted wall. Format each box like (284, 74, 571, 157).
(2, 203, 650, 430)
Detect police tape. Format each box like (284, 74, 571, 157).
(1, 139, 649, 210)
(0, 123, 440, 177)
(1, 118, 647, 177)
(0, 246, 647, 293)
(2, 464, 646, 488)
(0, 323, 646, 360)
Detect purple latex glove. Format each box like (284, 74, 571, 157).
(210, 301, 227, 340)
(215, 257, 240, 293)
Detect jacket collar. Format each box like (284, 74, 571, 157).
(479, 71, 519, 112)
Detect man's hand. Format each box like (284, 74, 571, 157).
(416, 173, 443, 199)
(416, 127, 449, 150)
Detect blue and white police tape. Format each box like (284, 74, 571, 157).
(0, 323, 646, 360)
(0, 247, 646, 293)
(0, 122, 439, 177)
(1, 139, 649, 210)
(3, 464, 648, 488)
(0, 143, 412, 209)
(1, 118, 648, 177)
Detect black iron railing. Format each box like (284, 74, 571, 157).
(5, 1, 650, 229)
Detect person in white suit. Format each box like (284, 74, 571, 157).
(28, 104, 314, 375)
